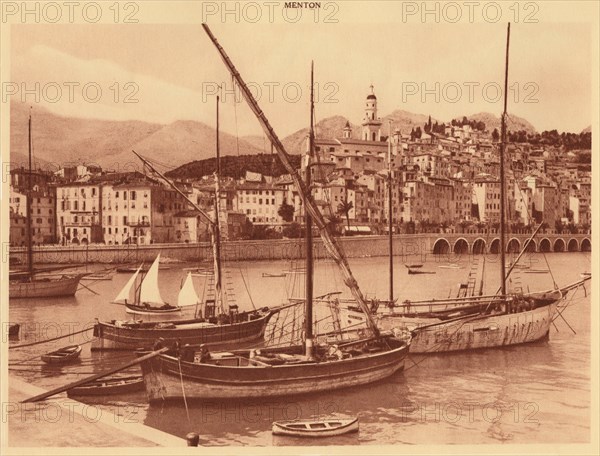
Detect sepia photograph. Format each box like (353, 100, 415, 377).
(1, 1, 598, 454)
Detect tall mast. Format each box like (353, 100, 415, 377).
(202, 23, 380, 337)
(499, 23, 510, 296)
(387, 121, 393, 303)
(213, 95, 223, 313)
(26, 111, 33, 276)
(304, 62, 315, 358)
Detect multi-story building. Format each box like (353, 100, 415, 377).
(472, 174, 501, 224)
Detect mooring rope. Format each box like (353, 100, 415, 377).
(9, 327, 93, 349)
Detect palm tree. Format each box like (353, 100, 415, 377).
(337, 198, 354, 232)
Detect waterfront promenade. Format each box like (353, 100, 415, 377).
(8, 233, 592, 265)
(8, 376, 186, 447)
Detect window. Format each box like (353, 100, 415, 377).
(131, 191, 136, 200)
(115, 191, 119, 198)
(124, 192, 128, 200)
(123, 216, 128, 225)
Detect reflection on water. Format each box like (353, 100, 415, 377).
(8, 252, 591, 445)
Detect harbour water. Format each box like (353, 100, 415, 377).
(8, 251, 591, 446)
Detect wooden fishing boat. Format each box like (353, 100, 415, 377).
(114, 257, 199, 318)
(8, 323, 20, 338)
(41, 345, 82, 364)
(93, 308, 275, 351)
(9, 114, 84, 299)
(404, 264, 423, 269)
(10, 274, 85, 299)
(67, 375, 144, 397)
(272, 417, 359, 437)
(137, 30, 412, 403)
(140, 335, 409, 401)
(81, 271, 114, 281)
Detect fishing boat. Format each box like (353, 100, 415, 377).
(272, 417, 359, 437)
(115, 255, 194, 317)
(405, 264, 423, 269)
(66, 375, 144, 397)
(336, 23, 588, 354)
(438, 263, 462, 269)
(9, 114, 84, 299)
(137, 32, 411, 402)
(41, 345, 82, 364)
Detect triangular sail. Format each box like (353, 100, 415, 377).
(139, 254, 165, 305)
(114, 265, 142, 303)
(178, 273, 200, 307)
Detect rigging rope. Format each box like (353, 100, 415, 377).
(9, 327, 93, 350)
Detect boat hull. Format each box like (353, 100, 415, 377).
(91, 311, 274, 351)
(9, 275, 83, 299)
(67, 376, 144, 397)
(272, 418, 359, 437)
(139, 338, 409, 401)
(340, 302, 558, 353)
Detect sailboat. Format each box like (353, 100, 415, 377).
(336, 23, 590, 354)
(92, 96, 279, 351)
(111, 254, 195, 317)
(137, 29, 411, 402)
(9, 112, 85, 299)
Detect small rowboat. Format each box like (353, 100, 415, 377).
(407, 268, 436, 275)
(262, 272, 286, 278)
(405, 263, 423, 269)
(41, 345, 82, 364)
(580, 271, 591, 279)
(272, 417, 359, 437)
(67, 375, 144, 397)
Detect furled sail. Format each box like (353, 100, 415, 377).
(178, 272, 200, 307)
(114, 265, 142, 303)
(139, 254, 165, 305)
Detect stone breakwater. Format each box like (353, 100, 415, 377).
(7, 233, 591, 265)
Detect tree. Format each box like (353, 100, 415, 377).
(414, 126, 422, 139)
(277, 202, 295, 222)
(282, 222, 302, 238)
(492, 128, 500, 142)
(337, 198, 354, 232)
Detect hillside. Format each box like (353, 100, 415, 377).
(9, 102, 263, 170)
(282, 116, 357, 154)
(465, 112, 537, 134)
(166, 154, 301, 180)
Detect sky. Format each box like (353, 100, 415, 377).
(9, 10, 593, 139)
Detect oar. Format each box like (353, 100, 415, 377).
(22, 347, 169, 403)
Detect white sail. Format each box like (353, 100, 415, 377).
(139, 254, 165, 305)
(178, 273, 200, 307)
(114, 265, 142, 303)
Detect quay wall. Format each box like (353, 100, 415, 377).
(7, 233, 591, 265)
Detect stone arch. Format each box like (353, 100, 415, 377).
(71, 238, 80, 245)
(489, 238, 500, 254)
(453, 238, 469, 254)
(539, 238, 551, 252)
(581, 238, 591, 252)
(472, 238, 486, 254)
(567, 239, 579, 252)
(553, 238, 565, 252)
(432, 238, 451, 254)
(524, 239, 537, 252)
(507, 238, 521, 253)
(80, 238, 89, 245)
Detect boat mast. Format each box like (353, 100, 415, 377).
(499, 23, 510, 296)
(304, 62, 315, 358)
(387, 121, 393, 303)
(26, 111, 34, 276)
(201, 23, 381, 338)
(213, 95, 224, 313)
